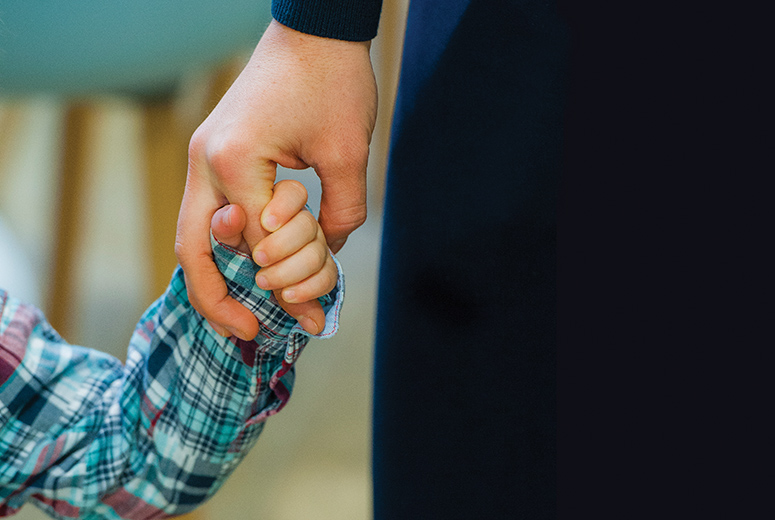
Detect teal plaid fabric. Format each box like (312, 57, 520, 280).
(0, 234, 343, 519)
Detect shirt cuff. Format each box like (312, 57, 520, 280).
(209, 231, 344, 344)
(271, 0, 383, 41)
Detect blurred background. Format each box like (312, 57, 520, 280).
(0, 2, 408, 519)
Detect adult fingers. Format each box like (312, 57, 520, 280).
(194, 125, 277, 252)
(274, 294, 327, 335)
(315, 146, 369, 254)
(176, 174, 258, 340)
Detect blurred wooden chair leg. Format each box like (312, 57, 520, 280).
(141, 59, 245, 303)
(0, 105, 25, 189)
(47, 104, 93, 340)
(205, 57, 247, 112)
(141, 99, 189, 301)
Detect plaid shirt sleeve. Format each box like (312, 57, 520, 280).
(0, 233, 344, 519)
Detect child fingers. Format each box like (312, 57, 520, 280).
(252, 210, 319, 266)
(211, 204, 248, 252)
(261, 179, 308, 233)
(279, 255, 338, 304)
(254, 239, 329, 291)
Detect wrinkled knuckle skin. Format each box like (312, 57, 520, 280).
(350, 209, 368, 231)
(312, 243, 328, 270)
(322, 204, 368, 238)
(325, 140, 368, 177)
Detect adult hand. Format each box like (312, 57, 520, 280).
(176, 20, 377, 340)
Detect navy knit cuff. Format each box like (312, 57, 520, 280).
(272, 0, 383, 41)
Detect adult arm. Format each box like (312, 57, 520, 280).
(176, 1, 381, 341)
(0, 238, 343, 519)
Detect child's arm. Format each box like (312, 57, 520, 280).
(0, 183, 343, 519)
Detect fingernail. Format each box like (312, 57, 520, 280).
(256, 274, 269, 289)
(283, 289, 297, 303)
(264, 214, 279, 232)
(300, 316, 320, 335)
(253, 249, 269, 266)
(226, 326, 247, 340)
(224, 205, 234, 226)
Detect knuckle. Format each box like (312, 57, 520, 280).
(312, 243, 328, 269)
(316, 129, 370, 174)
(301, 244, 327, 273)
(277, 179, 308, 205)
(299, 212, 319, 240)
(323, 263, 338, 292)
(206, 141, 248, 185)
(324, 142, 367, 175)
(303, 262, 337, 300)
(321, 202, 368, 236)
(350, 207, 368, 230)
(188, 126, 206, 158)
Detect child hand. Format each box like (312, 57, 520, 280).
(210, 180, 337, 335)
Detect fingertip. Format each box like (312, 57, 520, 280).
(226, 309, 259, 341)
(275, 297, 325, 335)
(253, 247, 269, 267)
(256, 273, 270, 290)
(282, 288, 297, 303)
(185, 269, 259, 340)
(261, 212, 280, 233)
(210, 206, 228, 234)
(225, 204, 247, 231)
(212, 204, 247, 248)
(299, 315, 322, 335)
(223, 205, 234, 228)
(262, 179, 309, 233)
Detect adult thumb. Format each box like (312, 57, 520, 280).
(217, 157, 278, 251)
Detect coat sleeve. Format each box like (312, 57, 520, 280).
(0, 234, 344, 519)
(271, 0, 383, 41)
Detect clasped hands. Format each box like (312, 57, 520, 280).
(175, 20, 377, 339)
(206, 180, 337, 337)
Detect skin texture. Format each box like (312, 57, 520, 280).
(176, 20, 377, 339)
